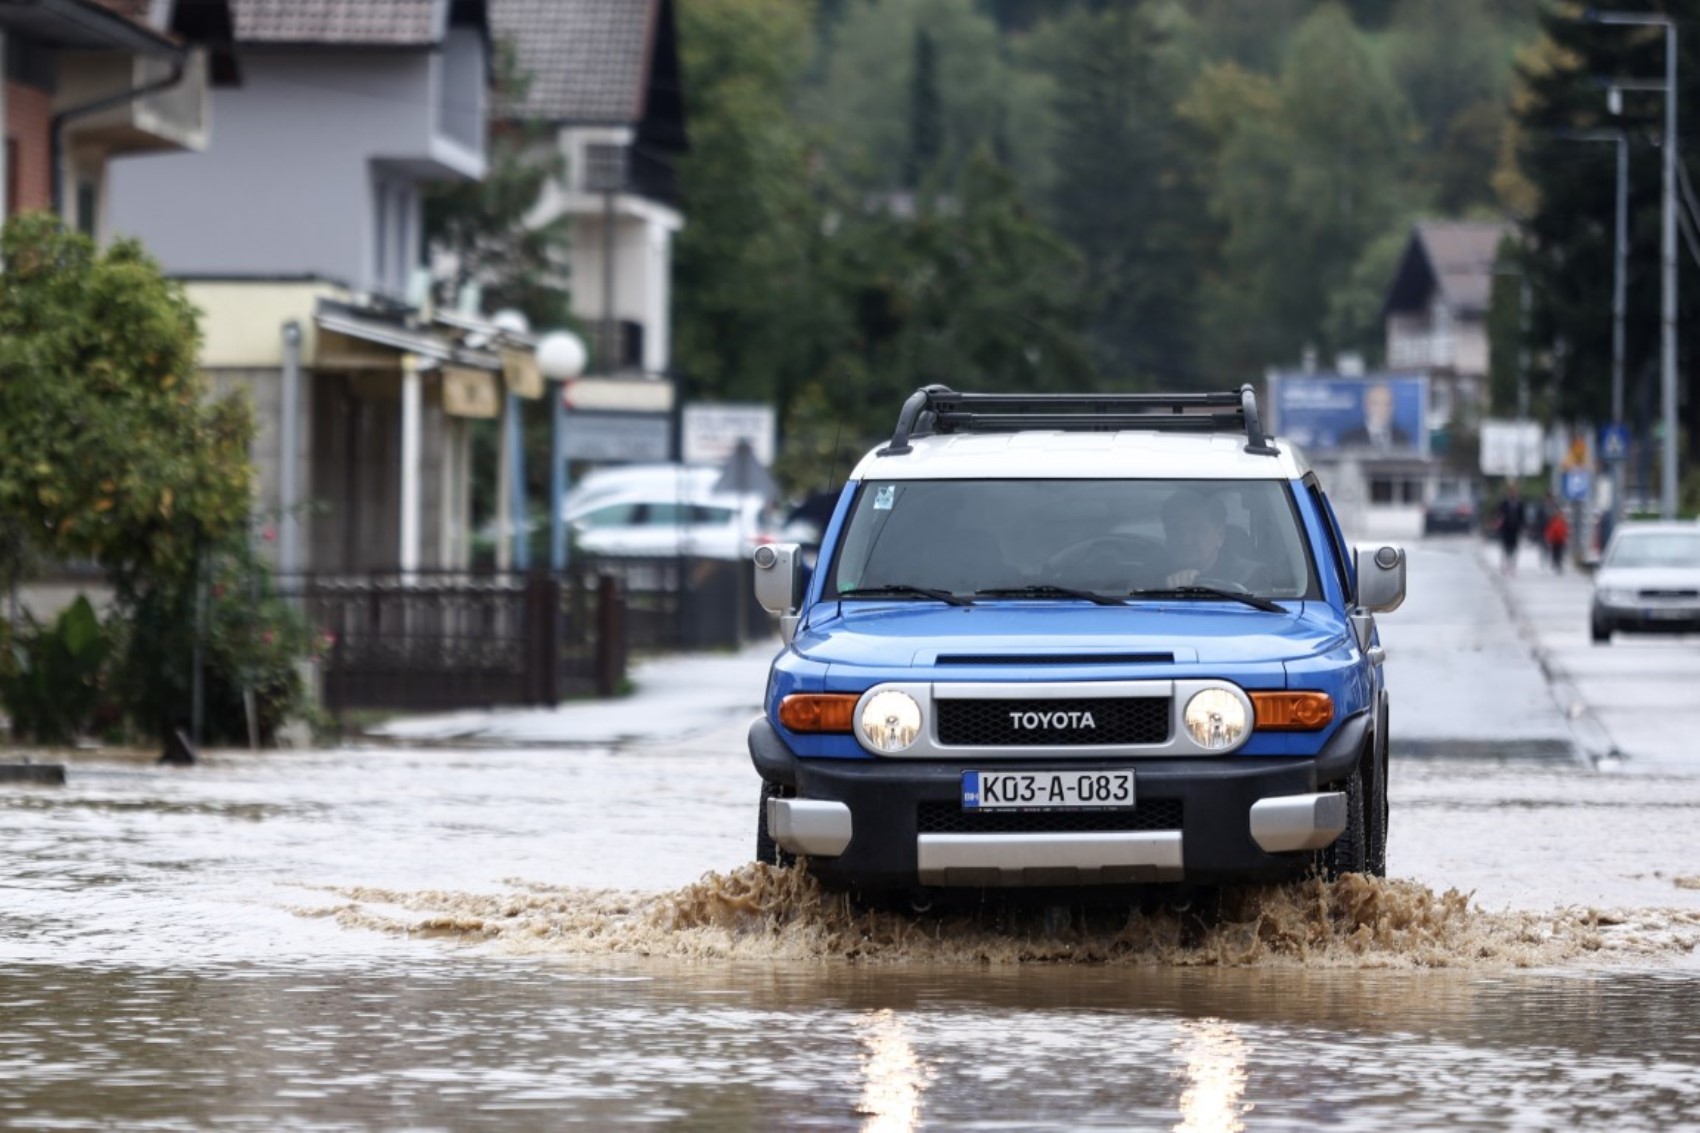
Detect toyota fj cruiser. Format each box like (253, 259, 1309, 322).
(748, 386, 1404, 899)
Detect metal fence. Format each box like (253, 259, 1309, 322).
(280, 556, 772, 717)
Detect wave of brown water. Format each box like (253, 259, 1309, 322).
(305, 865, 1700, 969)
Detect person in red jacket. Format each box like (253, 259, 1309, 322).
(1544, 497, 1570, 573)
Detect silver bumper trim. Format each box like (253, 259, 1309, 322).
(916, 831, 1184, 887)
(767, 798, 853, 857)
(1248, 792, 1348, 853)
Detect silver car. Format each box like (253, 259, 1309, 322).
(1590, 522, 1700, 643)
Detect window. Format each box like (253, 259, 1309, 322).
(75, 179, 97, 236)
(373, 182, 390, 291)
(828, 479, 1318, 600)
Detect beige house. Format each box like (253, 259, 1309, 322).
(106, 0, 532, 576)
(1381, 220, 1512, 434)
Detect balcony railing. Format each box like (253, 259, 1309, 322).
(1387, 333, 1457, 370)
(581, 143, 678, 206)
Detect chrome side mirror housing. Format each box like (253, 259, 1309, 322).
(753, 543, 804, 641)
(1353, 544, 1407, 614)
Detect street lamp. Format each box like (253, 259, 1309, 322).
(537, 330, 588, 572)
(1589, 9, 1679, 518)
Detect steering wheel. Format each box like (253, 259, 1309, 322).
(1043, 535, 1159, 580)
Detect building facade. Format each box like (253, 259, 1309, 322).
(105, 0, 519, 575)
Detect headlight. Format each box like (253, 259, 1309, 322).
(1183, 689, 1248, 750)
(859, 690, 923, 753)
(1596, 588, 1634, 607)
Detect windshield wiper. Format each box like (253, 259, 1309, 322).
(838, 584, 975, 607)
(976, 585, 1126, 607)
(1127, 586, 1285, 613)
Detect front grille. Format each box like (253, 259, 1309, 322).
(1638, 589, 1700, 599)
(917, 799, 1184, 834)
(936, 697, 1169, 746)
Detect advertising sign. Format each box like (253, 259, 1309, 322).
(1268, 372, 1428, 458)
(682, 403, 777, 466)
(562, 411, 671, 462)
(1479, 419, 1545, 477)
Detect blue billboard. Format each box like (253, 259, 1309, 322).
(1268, 373, 1428, 458)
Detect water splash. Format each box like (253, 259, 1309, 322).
(308, 865, 1700, 969)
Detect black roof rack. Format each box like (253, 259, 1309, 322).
(879, 384, 1279, 457)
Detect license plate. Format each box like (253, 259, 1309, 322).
(1648, 608, 1694, 620)
(962, 770, 1135, 811)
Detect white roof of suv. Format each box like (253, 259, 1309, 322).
(850, 429, 1311, 482)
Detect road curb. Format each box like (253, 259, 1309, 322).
(1478, 543, 1614, 767)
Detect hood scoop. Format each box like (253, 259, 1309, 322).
(936, 652, 1176, 666)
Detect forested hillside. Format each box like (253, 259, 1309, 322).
(672, 0, 1537, 484)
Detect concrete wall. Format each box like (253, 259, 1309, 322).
(107, 52, 448, 298)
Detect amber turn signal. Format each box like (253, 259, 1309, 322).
(778, 694, 859, 733)
(1249, 691, 1335, 731)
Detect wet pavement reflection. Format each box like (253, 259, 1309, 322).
(5, 960, 1700, 1130)
(4, 731, 1700, 1129)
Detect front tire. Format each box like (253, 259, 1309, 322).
(754, 780, 796, 867)
(1322, 765, 1368, 879)
(1591, 615, 1612, 644)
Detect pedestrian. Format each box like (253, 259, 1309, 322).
(1545, 505, 1570, 573)
(1495, 482, 1524, 573)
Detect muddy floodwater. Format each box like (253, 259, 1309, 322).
(5, 713, 1700, 1131)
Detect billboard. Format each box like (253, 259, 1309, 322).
(1268, 372, 1429, 458)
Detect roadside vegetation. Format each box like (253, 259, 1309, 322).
(0, 216, 311, 748)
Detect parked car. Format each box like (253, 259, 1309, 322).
(1589, 521, 1700, 643)
(747, 384, 1404, 903)
(1423, 490, 1478, 535)
(567, 481, 775, 560)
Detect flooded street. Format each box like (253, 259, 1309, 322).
(6, 542, 1700, 1129)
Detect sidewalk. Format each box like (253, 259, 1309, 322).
(1479, 537, 1621, 762)
(365, 641, 780, 747)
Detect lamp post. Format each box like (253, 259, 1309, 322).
(537, 330, 588, 572)
(1590, 10, 1679, 518)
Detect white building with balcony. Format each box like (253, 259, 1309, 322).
(1381, 219, 1511, 434)
(493, 0, 686, 378)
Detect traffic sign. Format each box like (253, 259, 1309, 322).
(1599, 423, 1630, 463)
(1563, 469, 1591, 502)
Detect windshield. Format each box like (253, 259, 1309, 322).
(828, 479, 1318, 601)
(1606, 530, 1700, 569)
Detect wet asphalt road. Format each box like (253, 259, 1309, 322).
(4, 537, 1700, 1130)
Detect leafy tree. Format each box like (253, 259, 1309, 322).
(1186, 3, 1415, 377)
(0, 215, 297, 743)
(674, 0, 848, 431)
(1504, 0, 1700, 448)
(1042, 2, 1211, 385)
(0, 216, 252, 586)
(906, 28, 944, 185)
(807, 0, 1049, 193)
(424, 42, 573, 331)
(1386, 0, 1523, 214)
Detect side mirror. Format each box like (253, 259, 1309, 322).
(753, 543, 804, 641)
(1352, 544, 1406, 614)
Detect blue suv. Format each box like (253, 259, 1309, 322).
(747, 386, 1405, 899)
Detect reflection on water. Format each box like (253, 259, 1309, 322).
(4, 962, 1700, 1130)
(1174, 1019, 1250, 1133)
(856, 1009, 929, 1132)
(6, 741, 1700, 1127)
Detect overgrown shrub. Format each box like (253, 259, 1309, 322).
(0, 596, 109, 744)
(111, 532, 316, 747)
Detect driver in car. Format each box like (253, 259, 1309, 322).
(1158, 490, 1263, 589)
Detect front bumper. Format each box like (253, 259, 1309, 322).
(1593, 599, 1700, 634)
(749, 712, 1368, 892)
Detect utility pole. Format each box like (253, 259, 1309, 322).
(1591, 11, 1680, 517)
